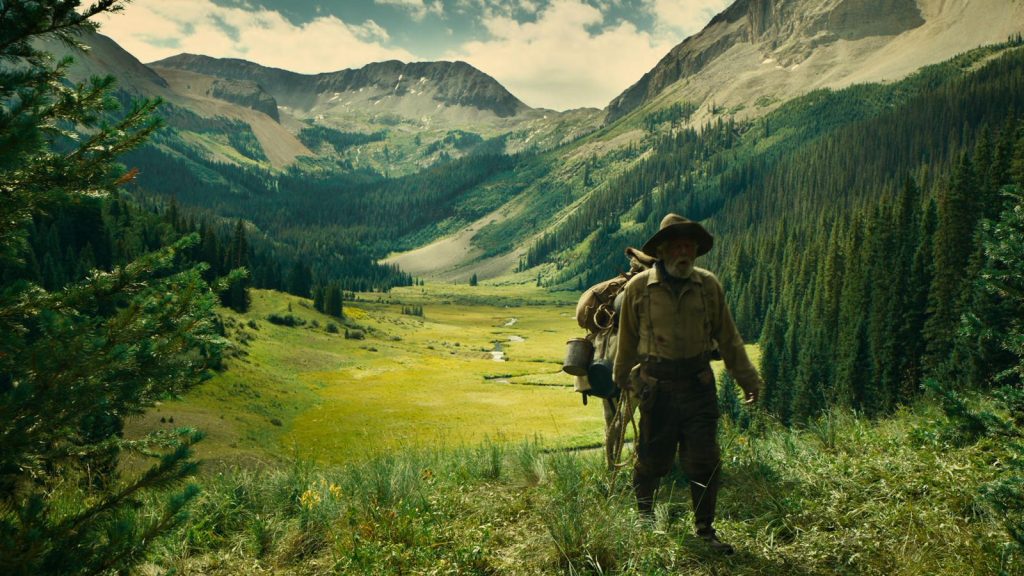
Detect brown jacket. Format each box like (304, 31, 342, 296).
(613, 264, 762, 395)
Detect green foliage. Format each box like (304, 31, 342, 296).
(220, 219, 251, 312)
(324, 282, 343, 318)
(297, 125, 386, 153)
(424, 129, 484, 154)
(717, 371, 746, 427)
(266, 313, 306, 327)
(226, 126, 267, 162)
(960, 186, 1024, 555)
(401, 303, 424, 317)
(0, 3, 227, 573)
(642, 101, 698, 133)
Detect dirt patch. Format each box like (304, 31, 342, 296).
(382, 204, 523, 281)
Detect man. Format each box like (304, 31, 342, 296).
(614, 213, 761, 554)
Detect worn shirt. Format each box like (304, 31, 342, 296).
(613, 263, 762, 394)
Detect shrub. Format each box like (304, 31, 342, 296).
(267, 313, 306, 327)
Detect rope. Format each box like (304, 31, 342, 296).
(607, 389, 638, 487)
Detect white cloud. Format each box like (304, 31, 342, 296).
(519, 0, 539, 13)
(353, 19, 390, 42)
(448, 0, 676, 110)
(97, 0, 415, 73)
(94, 0, 732, 110)
(374, 0, 444, 21)
(645, 0, 732, 40)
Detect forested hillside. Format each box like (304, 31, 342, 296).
(521, 40, 1024, 424)
(115, 113, 535, 295)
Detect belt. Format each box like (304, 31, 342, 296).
(641, 354, 710, 382)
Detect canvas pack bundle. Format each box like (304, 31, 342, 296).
(565, 247, 655, 403)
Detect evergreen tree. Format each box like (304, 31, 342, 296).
(325, 282, 343, 318)
(287, 260, 313, 298)
(313, 283, 325, 313)
(0, 3, 227, 573)
(925, 153, 980, 374)
(220, 219, 250, 312)
(950, 186, 1024, 555)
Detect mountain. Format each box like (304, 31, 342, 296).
(36, 31, 171, 97)
(145, 54, 603, 172)
(150, 54, 531, 120)
(606, 0, 1024, 125)
(35, 1, 1024, 286)
(41, 32, 601, 174)
(38, 31, 314, 167)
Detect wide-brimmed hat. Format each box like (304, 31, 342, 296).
(641, 213, 714, 256)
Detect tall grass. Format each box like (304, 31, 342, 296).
(142, 402, 1020, 575)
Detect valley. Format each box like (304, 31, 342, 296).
(5, 1, 1024, 573)
(135, 285, 759, 467)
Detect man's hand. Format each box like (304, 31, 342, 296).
(743, 387, 760, 405)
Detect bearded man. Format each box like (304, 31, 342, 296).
(614, 213, 762, 554)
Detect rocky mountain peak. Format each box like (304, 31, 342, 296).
(150, 55, 530, 119)
(606, 0, 931, 123)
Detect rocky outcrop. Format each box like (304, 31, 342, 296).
(151, 55, 530, 118)
(605, 0, 926, 124)
(207, 78, 280, 121)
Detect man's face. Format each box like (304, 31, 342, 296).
(660, 236, 698, 278)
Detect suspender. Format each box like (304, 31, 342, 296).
(642, 270, 713, 361)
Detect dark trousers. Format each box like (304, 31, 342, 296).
(633, 371, 721, 534)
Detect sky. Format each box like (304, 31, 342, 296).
(97, 0, 733, 111)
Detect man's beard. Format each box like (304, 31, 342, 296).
(664, 258, 694, 278)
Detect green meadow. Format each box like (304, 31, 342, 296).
(132, 284, 638, 465)
(123, 285, 1017, 575)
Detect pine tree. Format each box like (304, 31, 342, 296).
(287, 260, 312, 298)
(313, 283, 325, 313)
(0, 3, 228, 573)
(221, 219, 250, 312)
(325, 282, 343, 318)
(948, 187, 1024, 555)
(925, 153, 980, 375)
(901, 199, 938, 397)
(834, 222, 873, 411)
(1012, 122, 1024, 186)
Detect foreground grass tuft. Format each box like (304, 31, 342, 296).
(143, 403, 1021, 575)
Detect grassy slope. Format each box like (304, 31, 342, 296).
(144, 402, 1019, 575)
(127, 285, 1018, 575)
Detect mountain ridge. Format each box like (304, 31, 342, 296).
(606, 0, 1024, 125)
(150, 53, 532, 119)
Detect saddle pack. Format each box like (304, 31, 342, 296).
(563, 247, 655, 404)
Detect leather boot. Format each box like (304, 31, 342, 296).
(632, 470, 659, 521)
(698, 530, 735, 555)
(689, 470, 719, 535)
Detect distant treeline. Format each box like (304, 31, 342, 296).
(298, 125, 387, 152)
(120, 124, 522, 289)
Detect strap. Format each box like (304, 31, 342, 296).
(642, 269, 714, 357)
